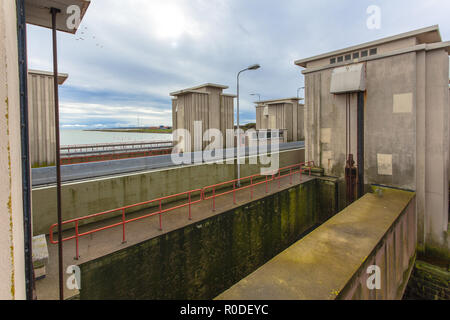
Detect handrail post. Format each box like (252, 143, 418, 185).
(188, 191, 192, 220)
(213, 186, 216, 211)
(75, 221, 79, 260)
(159, 199, 162, 231)
(49, 226, 54, 244)
(250, 176, 253, 199)
(122, 208, 126, 244)
(233, 182, 236, 204)
(278, 171, 281, 188)
(290, 168, 292, 184)
(266, 176, 268, 193)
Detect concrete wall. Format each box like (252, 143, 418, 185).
(303, 44, 449, 251)
(175, 92, 209, 152)
(221, 95, 235, 148)
(27, 71, 57, 168)
(304, 37, 419, 70)
(423, 50, 449, 251)
(216, 187, 416, 300)
(78, 178, 338, 299)
(256, 100, 304, 142)
(339, 188, 417, 300)
(32, 148, 304, 236)
(404, 260, 449, 300)
(172, 85, 234, 152)
(0, 0, 26, 300)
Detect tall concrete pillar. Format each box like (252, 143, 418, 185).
(0, 0, 26, 299)
(423, 50, 449, 250)
(27, 70, 68, 168)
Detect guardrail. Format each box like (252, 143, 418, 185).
(61, 148, 173, 165)
(60, 141, 174, 165)
(61, 141, 173, 154)
(50, 161, 315, 259)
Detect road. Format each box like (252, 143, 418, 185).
(32, 141, 305, 187)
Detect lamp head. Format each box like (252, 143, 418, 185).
(247, 64, 260, 70)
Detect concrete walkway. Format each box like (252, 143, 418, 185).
(36, 172, 315, 300)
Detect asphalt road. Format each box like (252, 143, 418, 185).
(32, 141, 305, 187)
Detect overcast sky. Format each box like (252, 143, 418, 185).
(26, 0, 450, 129)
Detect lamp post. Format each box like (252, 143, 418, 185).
(297, 86, 305, 100)
(50, 7, 65, 301)
(237, 64, 260, 186)
(250, 93, 261, 102)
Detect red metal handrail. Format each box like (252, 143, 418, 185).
(202, 162, 313, 211)
(49, 161, 315, 259)
(49, 188, 202, 259)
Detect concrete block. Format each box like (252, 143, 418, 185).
(393, 93, 413, 113)
(32, 235, 49, 280)
(330, 63, 365, 94)
(34, 266, 46, 281)
(377, 154, 393, 176)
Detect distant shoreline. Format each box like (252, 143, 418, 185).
(85, 128, 173, 134)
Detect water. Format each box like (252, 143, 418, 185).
(60, 130, 173, 146)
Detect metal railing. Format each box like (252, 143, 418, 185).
(61, 148, 173, 165)
(49, 161, 314, 259)
(61, 141, 173, 155)
(60, 141, 174, 165)
(203, 162, 312, 211)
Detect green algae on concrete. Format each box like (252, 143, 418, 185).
(404, 260, 450, 300)
(216, 187, 415, 300)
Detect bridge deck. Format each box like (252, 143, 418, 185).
(216, 187, 416, 300)
(35, 173, 315, 300)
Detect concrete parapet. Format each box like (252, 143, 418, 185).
(216, 186, 416, 300)
(32, 235, 49, 280)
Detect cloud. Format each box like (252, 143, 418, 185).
(59, 102, 172, 128)
(26, 0, 450, 128)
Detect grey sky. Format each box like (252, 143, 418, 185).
(26, 0, 450, 129)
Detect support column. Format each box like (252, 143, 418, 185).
(357, 91, 365, 198)
(0, 0, 26, 300)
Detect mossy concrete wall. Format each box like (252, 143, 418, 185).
(32, 148, 304, 236)
(78, 178, 337, 300)
(316, 176, 340, 224)
(216, 187, 416, 300)
(404, 260, 450, 300)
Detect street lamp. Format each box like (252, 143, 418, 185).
(250, 93, 261, 102)
(237, 64, 260, 186)
(297, 86, 305, 100)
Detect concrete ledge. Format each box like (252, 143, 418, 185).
(216, 187, 415, 300)
(32, 235, 49, 280)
